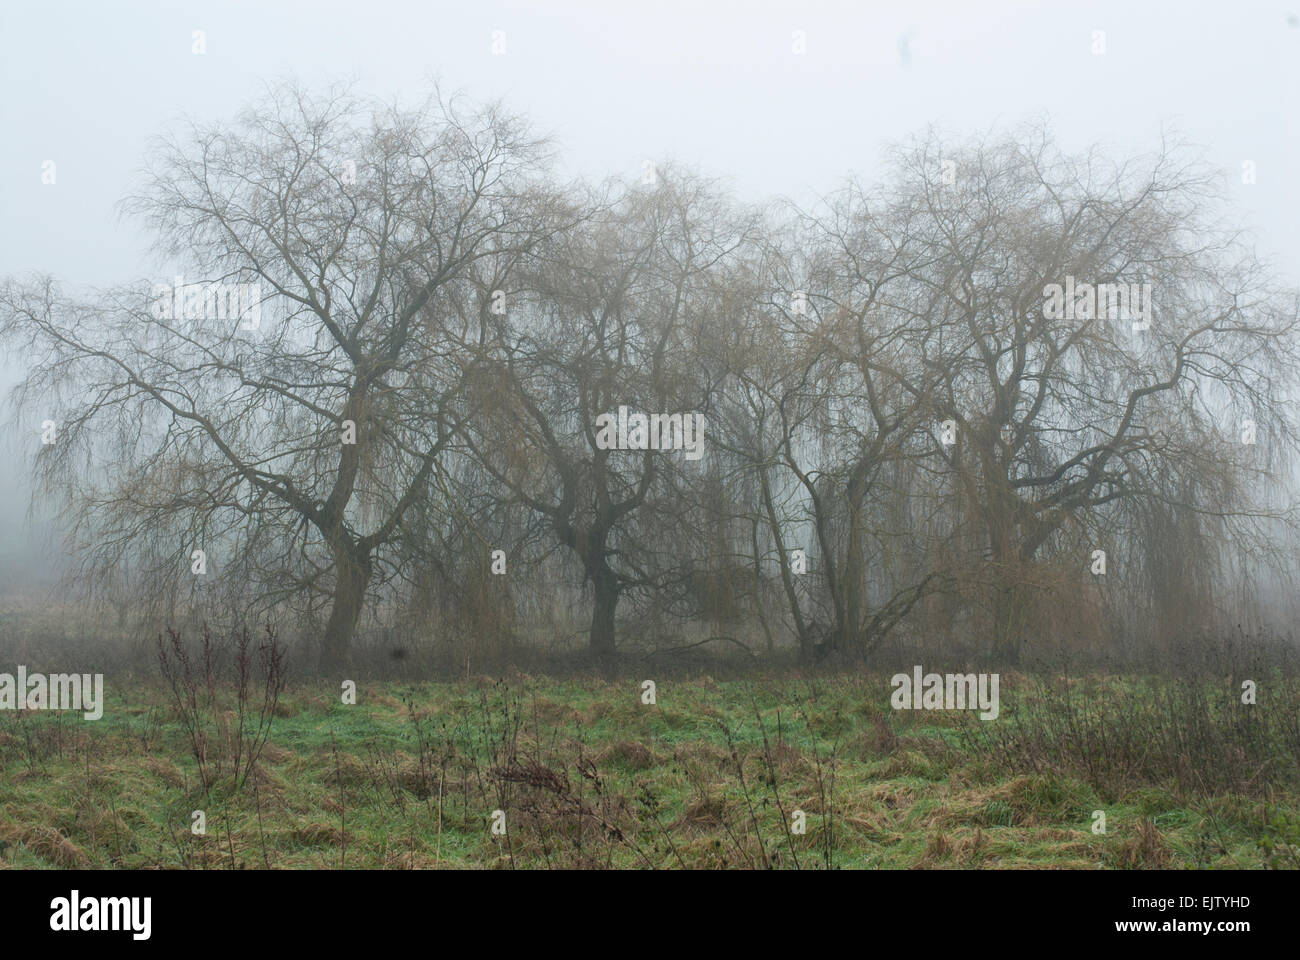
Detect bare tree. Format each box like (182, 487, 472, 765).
(708, 201, 947, 662)
(465, 169, 748, 660)
(1, 81, 564, 669)
(856, 124, 1300, 660)
(5, 91, 1295, 672)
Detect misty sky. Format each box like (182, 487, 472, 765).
(1, 0, 1298, 588)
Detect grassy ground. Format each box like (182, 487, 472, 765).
(1, 670, 1298, 869)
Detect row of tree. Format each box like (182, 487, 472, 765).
(4, 83, 1297, 669)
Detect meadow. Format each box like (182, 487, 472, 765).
(2, 645, 1297, 870)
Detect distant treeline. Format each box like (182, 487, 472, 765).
(3, 82, 1298, 670)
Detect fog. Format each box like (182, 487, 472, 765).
(1, 0, 1297, 632)
(5, 3, 1300, 889)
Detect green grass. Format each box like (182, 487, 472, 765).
(0, 673, 1296, 869)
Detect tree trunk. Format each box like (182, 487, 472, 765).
(589, 566, 619, 661)
(320, 545, 372, 673)
(838, 473, 869, 653)
(986, 491, 1023, 665)
(759, 463, 813, 662)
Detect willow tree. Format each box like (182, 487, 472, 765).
(0, 81, 564, 670)
(867, 125, 1300, 660)
(465, 169, 749, 659)
(702, 198, 950, 662)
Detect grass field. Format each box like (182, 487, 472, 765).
(2, 666, 1298, 869)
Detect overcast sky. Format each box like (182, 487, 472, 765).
(1, 0, 1298, 586)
